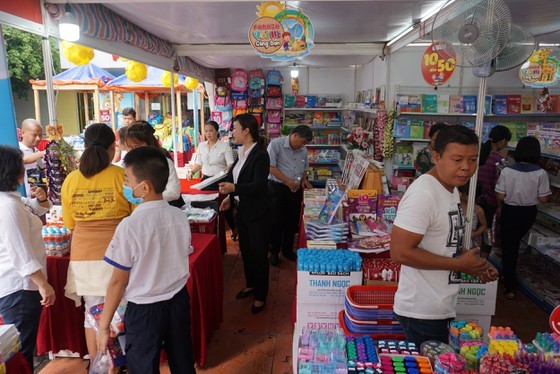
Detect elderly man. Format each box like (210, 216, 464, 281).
(267, 125, 313, 266)
(19, 119, 45, 197)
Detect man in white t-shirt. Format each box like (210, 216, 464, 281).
(390, 125, 498, 346)
(19, 119, 45, 197)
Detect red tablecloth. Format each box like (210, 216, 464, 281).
(36, 233, 223, 366)
(181, 178, 228, 254)
(36, 255, 87, 356)
(5, 352, 31, 374)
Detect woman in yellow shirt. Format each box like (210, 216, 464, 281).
(62, 123, 132, 364)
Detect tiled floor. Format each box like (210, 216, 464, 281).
(37, 238, 552, 373)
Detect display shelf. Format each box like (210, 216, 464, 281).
(395, 138, 430, 143)
(507, 146, 560, 160)
(394, 166, 415, 170)
(284, 124, 341, 129)
(309, 161, 339, 165)
(307, 144, 341, 148)
(531, 245, 560, 267)
(343, 108, 378, 114)
(537, 204, 560, 224)
(488, 255, 556, 313)
(397, 112, 560, 118)
(284, 107, 343, 112)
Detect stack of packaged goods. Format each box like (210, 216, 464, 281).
(0, 325, 21, 366)
(42, 224, 72, 256)
(295, 327, 348, 373)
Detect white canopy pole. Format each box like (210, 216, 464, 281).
(170, 71, 178, 168)
(40, 0, 57, 125)
(464, 76, 488, 251)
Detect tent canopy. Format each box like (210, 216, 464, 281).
(30, 62, 114, 87)
(106, 66, 186, 92)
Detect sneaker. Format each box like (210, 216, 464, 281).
(283, 252, 298, 262)
(269, 253, 279, 266)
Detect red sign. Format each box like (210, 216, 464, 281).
(421, 41, 456, 86)
(0, 0, 42, 25)
(99, 110, 111, 124)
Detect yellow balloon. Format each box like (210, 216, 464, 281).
(161, 71, 179, 88)
(61, 41, 94, 66)
(125, 61, 148, 83)
(184, 77, 199, 91)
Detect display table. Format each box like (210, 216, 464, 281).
(36, 255, 87, 357)
(181, 178, 228, 254)
(36, 233, 223, 366)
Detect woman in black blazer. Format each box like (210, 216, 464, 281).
(219, 114, 271, 314)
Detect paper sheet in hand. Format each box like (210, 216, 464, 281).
(190, 171, 227, 190)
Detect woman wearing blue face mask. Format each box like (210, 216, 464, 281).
(61, 123, 132, 368)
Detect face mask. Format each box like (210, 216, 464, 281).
(123, 182, 145, 204)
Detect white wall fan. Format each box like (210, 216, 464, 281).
(429, 0, 535, 250)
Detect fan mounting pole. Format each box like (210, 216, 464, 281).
(464, 76, 488, 251)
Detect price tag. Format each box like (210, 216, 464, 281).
(421, 41, 457, 86)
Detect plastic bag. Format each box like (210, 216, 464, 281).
(89, 350, 111, 374)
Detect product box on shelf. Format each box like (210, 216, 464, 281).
(493, 95, 508, 114)
(437, 94, 450, 113)
(521, 94, 534, 113)
(450, 95, 464, 113)
(507, 95, 522, 114)
(347, 189, 377, 221)
(421, 94, 437, 113)
(297, 270, 363, 305)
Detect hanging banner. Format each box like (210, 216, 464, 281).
(421, 41, 456, 86)
(519, 48, 560, 88)
(249, 2, 315, 62)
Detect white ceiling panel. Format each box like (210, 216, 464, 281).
(56, 0, 560, 69)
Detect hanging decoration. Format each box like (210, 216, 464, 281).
(125, 60, 148, 82)
(519, 48, 560, 88)
(184, 77, 199, 91)
(291, 76, 299, 95)
(420, 41, 456, 86)
(382, 110, 396, 160)
(61, 41, 94, 66)
(249, 1, 315, 62)
(44, 124, 77, 205)
(161, 71, 179, 88)
(374, 110, 387, 161)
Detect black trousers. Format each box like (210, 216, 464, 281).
(478, 198, 497, 254)
(268, 181, 302, 256)
(499, 204, 537, 292)
(0, 290, 41, 370)
(124, 287, 195, 374)
(236, 209, 270, 302)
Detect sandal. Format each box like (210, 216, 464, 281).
(504, 291, 516, 300)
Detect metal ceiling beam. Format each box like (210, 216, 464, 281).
(175, 43, 384, 57)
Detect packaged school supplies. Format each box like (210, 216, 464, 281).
(86, 303, 127, 368)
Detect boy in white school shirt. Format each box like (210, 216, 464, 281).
(97, 146, 195, 373)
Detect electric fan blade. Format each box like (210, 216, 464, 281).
(495, 25, 535, 71)
(431, 0, 512, 67)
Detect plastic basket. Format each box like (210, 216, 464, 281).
(344, 299, 395, 320)
(344, 285, 397, 320)
(346, 285, 398, 306)
(338, 311, 405, 339)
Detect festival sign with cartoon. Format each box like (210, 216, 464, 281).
(519, 48, 560, 88)
(248, 2, 315, 62)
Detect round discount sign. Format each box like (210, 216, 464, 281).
(421, 41, 457, 86)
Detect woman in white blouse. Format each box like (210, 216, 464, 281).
(0, 146, 55, 370)
(188, 121, 234, 185)
(189, 121, 237, 239)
